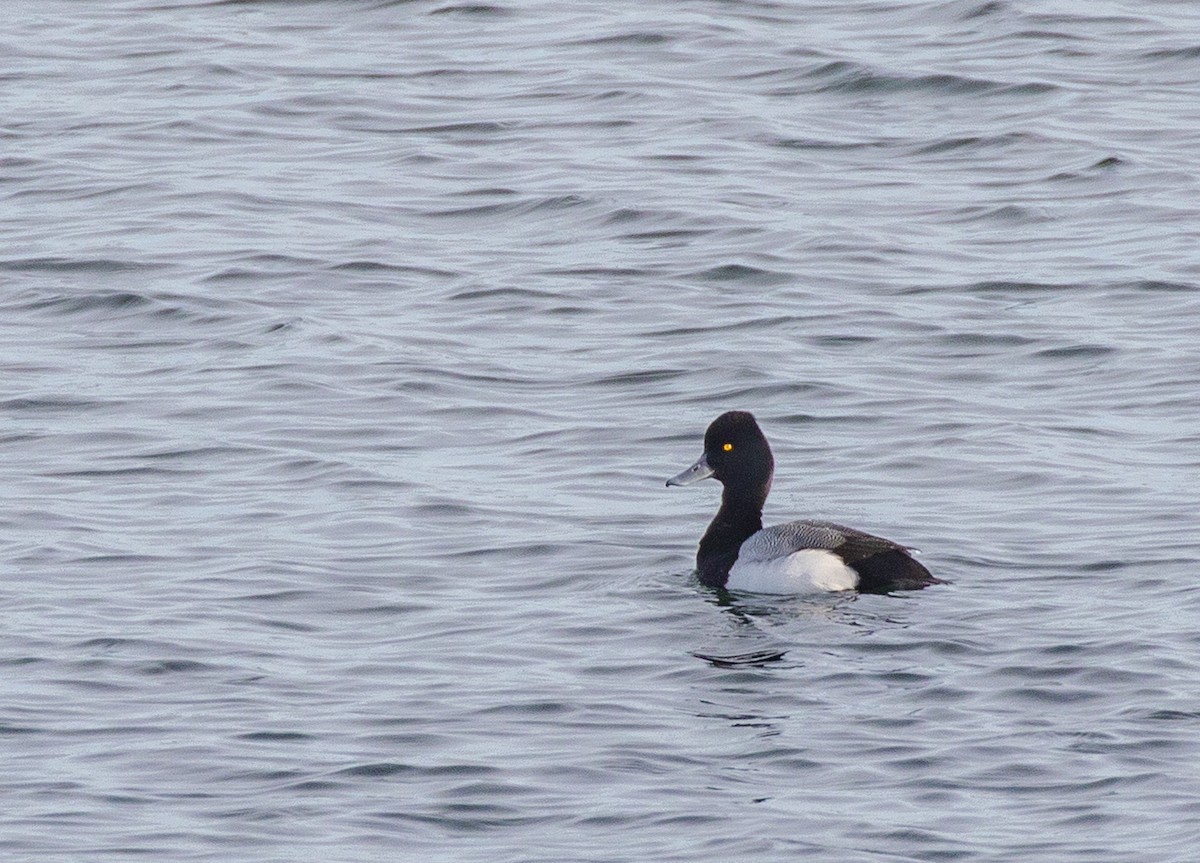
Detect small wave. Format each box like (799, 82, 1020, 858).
(0, 723, 39, 735)
(75, 637, 167, 651)
(200, 268, 273, 284)
(398, 121, 512, 135)
(238, 731, 314, 742)
(755, 60, 1058, 97)
(136, 659, 214, 676)
(1120, 279, 1195, 293)
(959, 0, 1009, 19)
(809, 334, 878, 348)
(328, 260, 459, 278)
(945, 204, 1050, 224)
(1143, 710, 1200, 721)
(940, 332, 1038, 349)
(1033, 344, 1116, 360)
(707, 381, 843, 403)
(691, 649, 788, 667)
(770, 136, 890, 151)
(425, 194, 589, 220)
(450, 285, 559, 302)
(1140, 45, 1200, 61)
(909, 131, 1036, 155)
(451, 186, 518, 198)
(473, 700, 575, 717)
(338, 762, 420, 778)
(46, 466, 200, 479)
(429, 4, 511, 16)
(537, 266, 653, 277)
(568, 32, 673, 47)
(643, 314, 800, 338)
(1048, 155, 1126, 180)
(961, 280, 1078, 294)
(0, 257, 159, 274)
(1, 396, 107, 412)
(1013, 28, 1087, 43)
(591, 369, 689, 386)
(686, 264, 793, 285)
(195, 253, 321, 277)
(13, 288, 240, 329)
(620, 227, 711, 241)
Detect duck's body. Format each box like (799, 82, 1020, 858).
(667, 411, 940, 594)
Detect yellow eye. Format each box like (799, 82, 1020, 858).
(722, 442, 733, 452)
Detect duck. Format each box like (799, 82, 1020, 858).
(667, 411, 940, 594)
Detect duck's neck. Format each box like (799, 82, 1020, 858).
(696, 485, 766, 588)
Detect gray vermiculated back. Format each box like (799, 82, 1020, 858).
(736, 520, 853, 560)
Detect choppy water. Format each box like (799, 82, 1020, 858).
(4, 1, 1200, 860)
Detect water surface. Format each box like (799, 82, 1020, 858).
(4, 1, 1200, 860)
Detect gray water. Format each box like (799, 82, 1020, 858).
(4, 1, 1200, 860)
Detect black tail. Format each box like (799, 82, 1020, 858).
(852, 549, 944, 594)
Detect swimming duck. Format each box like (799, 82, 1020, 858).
(667, 411, 939, 593)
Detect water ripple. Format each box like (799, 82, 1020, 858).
(3, 0, 1200, 861)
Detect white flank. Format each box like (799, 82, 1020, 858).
(726, 548, 859, 594)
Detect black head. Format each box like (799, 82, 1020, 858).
(701, 411, 774, 491)
(667, 411, 775, 504)
(666, 411, 777, 586)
